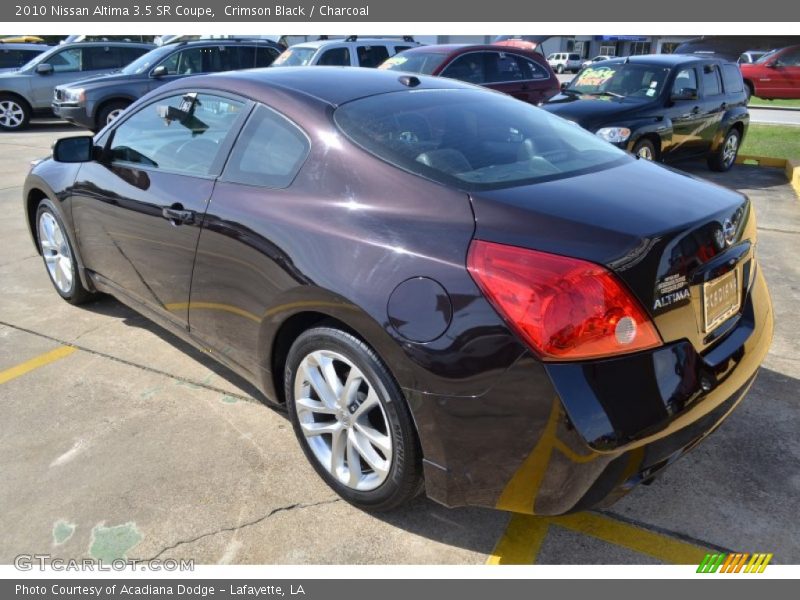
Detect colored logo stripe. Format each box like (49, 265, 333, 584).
(697, 553, 772, 573)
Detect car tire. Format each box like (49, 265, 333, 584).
(285, 326, 423, 511)
(36, 199, 93, 305)
(557, 64, 564, 74)
(708, 128, 741, 172)
(744, 81, 754, 103)
(96, 100, 129, 131)
(0, 93, 31, 131)
(632, 138, 657, 161)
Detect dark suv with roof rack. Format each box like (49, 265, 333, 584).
(53, 38, 283, 131)
(543, 54, 749, 171)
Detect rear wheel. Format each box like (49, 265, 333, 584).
(708, 128, 740, 172)
(36, 199, 93, 305)
(632, 138, 656, 161)
(285, 326, 422, 511)
(0, 94, 30, 131)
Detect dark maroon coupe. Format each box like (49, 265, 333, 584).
(24, 67, 773, 513)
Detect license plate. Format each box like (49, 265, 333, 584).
(703, 269, 741, 332)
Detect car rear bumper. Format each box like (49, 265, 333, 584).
(51, 102, 93, 129)
(413, 264, 773, 514)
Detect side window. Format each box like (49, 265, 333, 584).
(159, 48, 205, 75)
(441, 53, 485, 84)
(237, 46, 257, 69)
(393, 45, 412, 54)
(356, 45, 389, 68)
(206, 46, 239, 71)
(777, 48, 800, 66)
(84, 46, 122, 70)
(222, 104, 309, 189)
(721, 64, 744, 93)
(47, 48, 82, 73)
(255, 46, 280, 67)
(108, 93, 245, 177)
(318, 47, 350, 66)
(516, 55, 550, 80)
(672, 67, 698, 94)
(485, 52, 523, 83)
(702, 64, 722, 96)
(122, 46, 148, 65)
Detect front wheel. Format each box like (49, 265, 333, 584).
(285, 326, 422, 511)
(96, 100, 129, 131)
(632, 138, 656, 161)
(36, 200, 93, 305)
(708, 128, 740, 172)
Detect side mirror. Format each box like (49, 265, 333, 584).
(35, 63, 54, 75)
(671, 88, 697, 102)
(151, 65, 167, 78)
(52, 136, 94, 163)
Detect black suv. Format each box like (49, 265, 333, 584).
(52, 38, 284, 131)
(542, 54, 749, 171)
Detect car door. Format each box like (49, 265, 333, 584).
(187, 103, 311, 376)
(30, 47, 86, 108)
(666, 65, 707, 159)
(769, 46, 800, 98)
(70, 91, 249, 328)
(696, 63, 727, 151)
(356, 44, 390, 68)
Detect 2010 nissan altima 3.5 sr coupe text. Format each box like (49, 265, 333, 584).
(23, 67, 773, 514)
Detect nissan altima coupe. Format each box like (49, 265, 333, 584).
(24, 68, 773, 514)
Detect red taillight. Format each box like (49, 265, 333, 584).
(467, 240, 662, 361)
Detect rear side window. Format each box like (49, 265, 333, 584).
(441, 53, 486, 84)
(702, 64, 722, 96)
(84, 46, 122, 70)
(222, 104, 309, 189)
(515, 55, 550, 80)
(721, 64, 744, 93)
(569, 54, 580, 61)
(357, 45, 390, 68)
(318, 47, 350, 66)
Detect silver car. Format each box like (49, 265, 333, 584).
(0, 41, 152, 131)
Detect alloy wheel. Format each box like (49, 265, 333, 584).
(107, 108, 124, 125)
(293, 350, 392, 491)
(637, 145, 654, 160)
(38, 211, 74, 294)
(723, 133, 739, 169)
(0, 100, 24, 129)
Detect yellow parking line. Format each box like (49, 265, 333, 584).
(0, 346, 77, 385)
(488, 511, 710, 565)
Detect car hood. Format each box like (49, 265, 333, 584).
(469, 157, 753, 351)
(61, 71, 136, 90)
(543, 94, 652, 128)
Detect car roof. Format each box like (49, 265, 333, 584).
(291, 38, 411, 49)
(0, 43, 48, 50)
(400, 44, 542, 57)
(599, 54, 730, 66)
(168, 38, 282, 48)
(52, 41, 154, 49)
(167, 66, 475, 107)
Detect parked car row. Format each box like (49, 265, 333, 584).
(25, 65, 774, 513)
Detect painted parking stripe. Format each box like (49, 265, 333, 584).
(488, 511, 710, 565)
(0, 346, 76, 385)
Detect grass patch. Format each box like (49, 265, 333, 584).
(741, 124, 800, 160)
(748, 97, 800, 109)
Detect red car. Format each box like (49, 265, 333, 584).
(740, 45, 800, 99)
(379, 44, 559, 105)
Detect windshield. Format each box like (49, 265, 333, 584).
(120, 45, 172, 75)
(335, 88, 628, 191)
(272, 47, 317, 67)
(379, 52, 447, 74)
(754, 49, 779, 64)
(566, 63, 670, 100)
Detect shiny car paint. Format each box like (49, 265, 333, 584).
(23, 67, 773, 514)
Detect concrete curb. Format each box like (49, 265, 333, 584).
(735, 155, 800, 200)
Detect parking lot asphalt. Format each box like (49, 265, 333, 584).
(1, 123, 798, 565)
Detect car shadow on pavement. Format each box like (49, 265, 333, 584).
(80, 294, 272, 407)
(680, 162, 789, 192)
(27, 120, 86, 134)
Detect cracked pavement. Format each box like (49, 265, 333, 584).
(0, 122, 798, 564)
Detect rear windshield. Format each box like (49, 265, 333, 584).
(379, 51, 447, 74)
(334, 88, 629, 191)
(272, 47, 317, 67)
